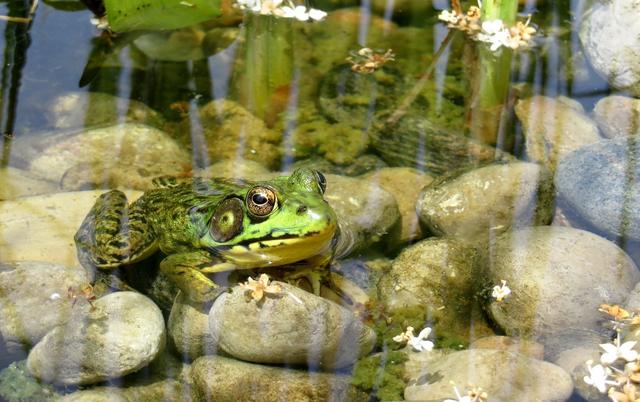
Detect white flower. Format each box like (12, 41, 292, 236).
(443, 385, 474, 402)
(481, 19, 505, 35)
(583, 360, 617, 393)
(438, 9, 459, 25)
(491, 280, 511, 302)
(393, 326, 434, 353)
(408, 327, 434, 352)
(49, 292, 62, 300)
(600, 336, 639, 365)
(476, 19, 511, 51)
(308, 8, 327, 21)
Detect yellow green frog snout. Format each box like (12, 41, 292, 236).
(74, 168, 338, 303)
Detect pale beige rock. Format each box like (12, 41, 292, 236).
(469, 336, 544, 360)
(208, 282, 376, 369)
(325, 174, 400, 257)
(515, 95, 601, 171)
(363, 167, 433, 245)
(0, 167, 56, 200)
(0, 190, 141, 267)
(593, 95, 640, 138)
(404, 349, 573, 402)
(416, 162, 554, 244)
(27, 292, 165, 385)
(12, 123, 190, 190)
(191, 355, 367, 402)
(486, 226, 640, 350)
(168, 291, 217, 360)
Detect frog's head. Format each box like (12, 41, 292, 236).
(200, 168, 338, 268)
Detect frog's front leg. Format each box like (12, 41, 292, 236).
(160, 250, 229, 303)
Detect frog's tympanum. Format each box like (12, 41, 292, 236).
(74, 168, 338, 303)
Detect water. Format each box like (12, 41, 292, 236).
(0, 0, 637, 401)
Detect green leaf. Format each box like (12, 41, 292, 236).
(104, 0, 222, 32)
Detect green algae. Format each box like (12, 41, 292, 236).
(0, 361, 60, 402)
(351, 350, 408, 402)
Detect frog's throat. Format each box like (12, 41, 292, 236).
(218, 225, 337, 268)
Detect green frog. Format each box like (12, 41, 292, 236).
(74, 168, 338, 303)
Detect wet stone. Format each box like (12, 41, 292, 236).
(593, 95, 640, 139)
(27, 291, 166, 386)
(0, 167, 56, 200)
(0, 261, 92, 361)
(191, 355, 368, 402)
(168, 291, 217, 361)
(12, 123, 190, 191)
(0, 190, 142, 267)
(515, 95, 601, 171)
(469, 336, 544, 360)
(181, 99, 282, 169)
(208, 282, 376, 370)
(403, 349, 573, 402)
(363, 167, 434, 245)
(556, 137, 640, 242)
(44, 91, 166, 132)
(416, 162, 554, 244)
(580, 0, 640, 97)
(484, 226, 639, 354)
(324, 174, 400, 257)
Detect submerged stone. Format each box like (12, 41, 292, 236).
(515, 95, 601, 172)
(27, 291, 165, 385)
(416, 162, 554, 244)
(191, 355, 368, 402)
(484, 226, 639, 355)
(593, 95, 640, 139)
(556, 137, 640, 241)
(168, 291, 217, 361)
(0, 167, 56, 200)
(580, 0, 640, 97)
(208, 282, 376, 370)
(403, 349, 573, 402)
(324, 174, 400, 257)
(0, 261, 91, 361)
(12, 123, 190, 191)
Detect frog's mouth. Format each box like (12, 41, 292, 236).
(218, 225, 337, 268)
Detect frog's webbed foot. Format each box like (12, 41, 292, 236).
(75, 190, 157, 269)
(160, 251, 228, 303)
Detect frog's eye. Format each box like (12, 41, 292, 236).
(315, 171, 327, 194)
(246, 186, 278, 217)
(210, 198, 244, 242)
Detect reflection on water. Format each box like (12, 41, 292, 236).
(1, 0, 640, 400)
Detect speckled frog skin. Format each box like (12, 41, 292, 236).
(74, 168, 338, 302)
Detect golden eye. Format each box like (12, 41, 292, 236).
(246, 186, 277, 217)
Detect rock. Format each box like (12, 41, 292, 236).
(44, 92, 166, 132)
(377, 238, 490, 345)
(469, 336, 544, 360)
(363, 167, 434, 245)
(324, 174, 400, 257)
(58, 351, 194, 402)
(289, 154, 388, 177)
(196, 159, 271, 181)
(556, 137, 640, 241)
(0, 167, 56, 200)
(416, 162, 554, 244)
(12, 123, 190, 190)
(0, 361, 61, 402)
(484, 226, 639, 354)
(27, 291, 165, 385)
(191, 355, 367, 402)
(626, 281, 640, 311)
(515, 95, 601, 171)
(403, 349, 573, 402)
(580, 0, 640, 96)
(562, 346, 611, 402)
(0, 261, 91, 361)
(181, 99, 282, 169)
(208, 282, 376, 369)
(168, 291, 217, 361)
(0, 190, 141, 267)
(370, 116, 512, 176)
(593, 95, 640, 139)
